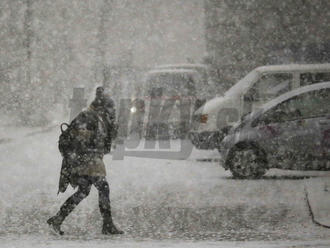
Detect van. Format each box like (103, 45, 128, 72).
(189, 63, 330, 149)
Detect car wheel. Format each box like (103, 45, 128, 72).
(226, 144, 267, 179)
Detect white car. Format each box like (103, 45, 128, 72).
(189, 63, 330, 150)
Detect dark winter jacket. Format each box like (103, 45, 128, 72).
(58, 105, 117, 193)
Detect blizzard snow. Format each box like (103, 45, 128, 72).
(1, 124, 330, 247)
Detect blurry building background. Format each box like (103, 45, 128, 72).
(1, 0, 329, 126)
(0, 0, 205, 125)
(204, 0, 330, 91)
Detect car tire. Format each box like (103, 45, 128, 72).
(226, 144, 267, 179)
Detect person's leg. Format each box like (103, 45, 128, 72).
(94, 177, 123, 234)
(94, 177, 111, 218)
(47, 176, 92, 235)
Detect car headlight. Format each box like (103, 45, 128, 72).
(130, 106, 137, 113)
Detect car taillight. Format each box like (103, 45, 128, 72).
(200, 114, 208, 123)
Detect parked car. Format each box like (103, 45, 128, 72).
(190, 63, 330, 150)
(219, 82, 330, 179)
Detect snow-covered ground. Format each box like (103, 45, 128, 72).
(2, 236, 330, 248)
(1, 124, 330, 247)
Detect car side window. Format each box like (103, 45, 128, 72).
(300, 72, 330, 87)
(254, 97, 301, 126)
(297, 88, 330, 118)
(245, 73, 293, 102)
(253, 88, 330, 126)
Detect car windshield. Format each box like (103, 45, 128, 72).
(225, 70, 258, 96)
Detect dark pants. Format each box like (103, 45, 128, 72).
(55, 176, 112, 223)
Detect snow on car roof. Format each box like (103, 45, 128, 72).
(225, 63, 330, 97)
(255, 63, 330, 73)
(199, 81, 330, 116)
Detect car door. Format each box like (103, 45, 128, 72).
(290, 88, 330, 168)
(253, 89, 330, 170)
(252, 99, 304, 170)
(320, 116, 330, 161)
(316, 89, 330, 161)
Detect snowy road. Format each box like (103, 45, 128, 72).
(2, 236, 330, 248)
(1, 125, 330, 247)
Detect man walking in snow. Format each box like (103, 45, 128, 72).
(47, 87, 123, 235)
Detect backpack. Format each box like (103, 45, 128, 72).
(58, 122, 75, 157)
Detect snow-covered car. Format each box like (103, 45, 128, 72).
(219, 82, 330, 179)
(190, 64, 330, 150)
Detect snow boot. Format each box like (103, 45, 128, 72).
(102, 219, 124, 235)
(47, 216, 64, 235)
